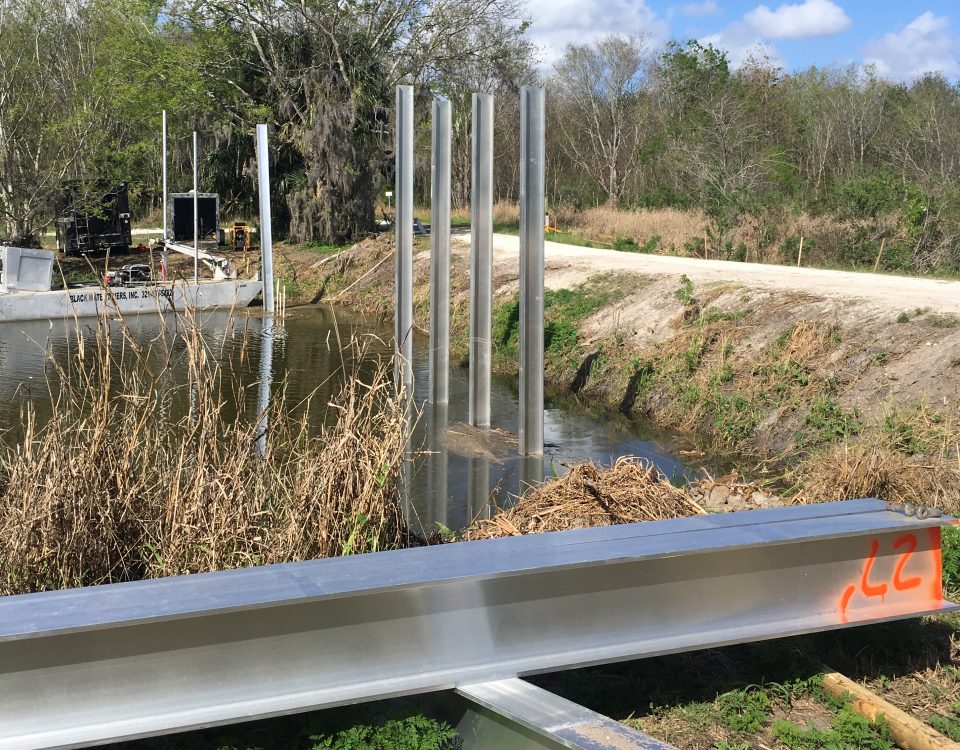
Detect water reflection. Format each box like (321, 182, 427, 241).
(0, 305, 704, 533)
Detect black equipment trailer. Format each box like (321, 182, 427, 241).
(55, 182, 133, 256)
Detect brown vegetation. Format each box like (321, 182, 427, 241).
(463, 457, 706, 540)
(0, 312, 410, 595)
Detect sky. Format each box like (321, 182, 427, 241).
(523, 0, 960, 82)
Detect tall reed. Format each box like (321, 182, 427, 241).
(0, 310, 410, 595)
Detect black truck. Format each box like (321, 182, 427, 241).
(55, 182, 133, 256)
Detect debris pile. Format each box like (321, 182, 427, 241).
(463, 457, 707, 540)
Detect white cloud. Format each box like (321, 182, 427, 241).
(744, 0, 851, 40)
(701, 23, 784, 69)
(697, 0, 848, 70)
(862, 12, 960, 82)
(525, 0, 668, 63)
(681, 0, 721, 18)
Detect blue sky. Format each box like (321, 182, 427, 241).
(524, 0, 960, 81)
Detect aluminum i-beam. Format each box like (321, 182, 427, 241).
(456, 678, 677, 749)
(0, 499, 953, 749)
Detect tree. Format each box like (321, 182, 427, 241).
(654, 41, 776, 256)
(188, 0, 530, 244)
(550, 35, 649, 206)
(0, 0, 102, 242)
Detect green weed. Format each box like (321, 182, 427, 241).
(932, 317, 958, 329)
(805, 396, 862, 444)
(310, 716, 459, 750)
(896, 312, 910, 324)
(773, 707, 893, 750)
(675, 274, 695, 305)
(930, 703, 960, 741)
(717, 688, 770, 732)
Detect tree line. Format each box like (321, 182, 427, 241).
(1, 0, 958, 272)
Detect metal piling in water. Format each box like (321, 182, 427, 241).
(519, 86, 545, 457)
(395, 85, 415, 391)
(469, 92, 493, 427)
(429, 98, 452, 405)
(255, 124, 275, 315)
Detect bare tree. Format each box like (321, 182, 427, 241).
(551, 34, 649, 206)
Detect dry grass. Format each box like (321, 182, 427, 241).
(0, 309, 411, 595)
(556, 206, 706, 254)
(462, 457, 706, 540)
(793, 442, 960, 515)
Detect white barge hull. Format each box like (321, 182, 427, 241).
(0, 280, 263, 323)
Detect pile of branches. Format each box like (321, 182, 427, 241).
(463, 456, 706, 540)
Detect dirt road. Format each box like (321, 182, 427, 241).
(454, 233, 960, 315)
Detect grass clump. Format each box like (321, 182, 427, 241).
(491, 276, 625, 373)
(717, 688, 770, 732)
(675, 274, 695, 305)
(804, 396, 862, 444)
(0, 311, 411, 594)
(773, 708, 893, 750)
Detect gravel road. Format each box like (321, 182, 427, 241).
(454, 233, 960, 315)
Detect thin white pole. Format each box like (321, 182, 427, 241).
(192, 131, 199, 285)
(161, 111, 168, 240)
(256, 124, 275, 314)
(395, 85, 414, 391)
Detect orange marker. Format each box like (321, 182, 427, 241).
(860, 538, 888, 599)
(892, 534, 921, 591)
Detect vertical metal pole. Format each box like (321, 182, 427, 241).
(395, 85, 414, 391)
(426, 401, 449, 529)
(161, 111, 168, 240)
(255, 326, 273, 458)
(256, 124, 275, 315)
(519, 86, 545, 457)
(469, 92, 493, 427)
(192, 131, 199, 286)
(429, 98, 451, 404)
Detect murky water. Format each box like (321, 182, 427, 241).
(0, 305, 705, 532)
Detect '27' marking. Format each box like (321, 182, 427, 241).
(838, 528, 943, 622)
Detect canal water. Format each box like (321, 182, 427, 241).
(0, 305, 704, 532)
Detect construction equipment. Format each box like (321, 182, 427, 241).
(158, 239, 237, 280)
(55, 182, 133, 256)
(227, 222, 251, 251)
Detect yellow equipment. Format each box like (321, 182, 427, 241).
(227, 223, 251, 251)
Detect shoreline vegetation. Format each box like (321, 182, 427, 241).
(0, 310, 411, 596)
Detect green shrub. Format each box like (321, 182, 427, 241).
(614, 236, 640, 252)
